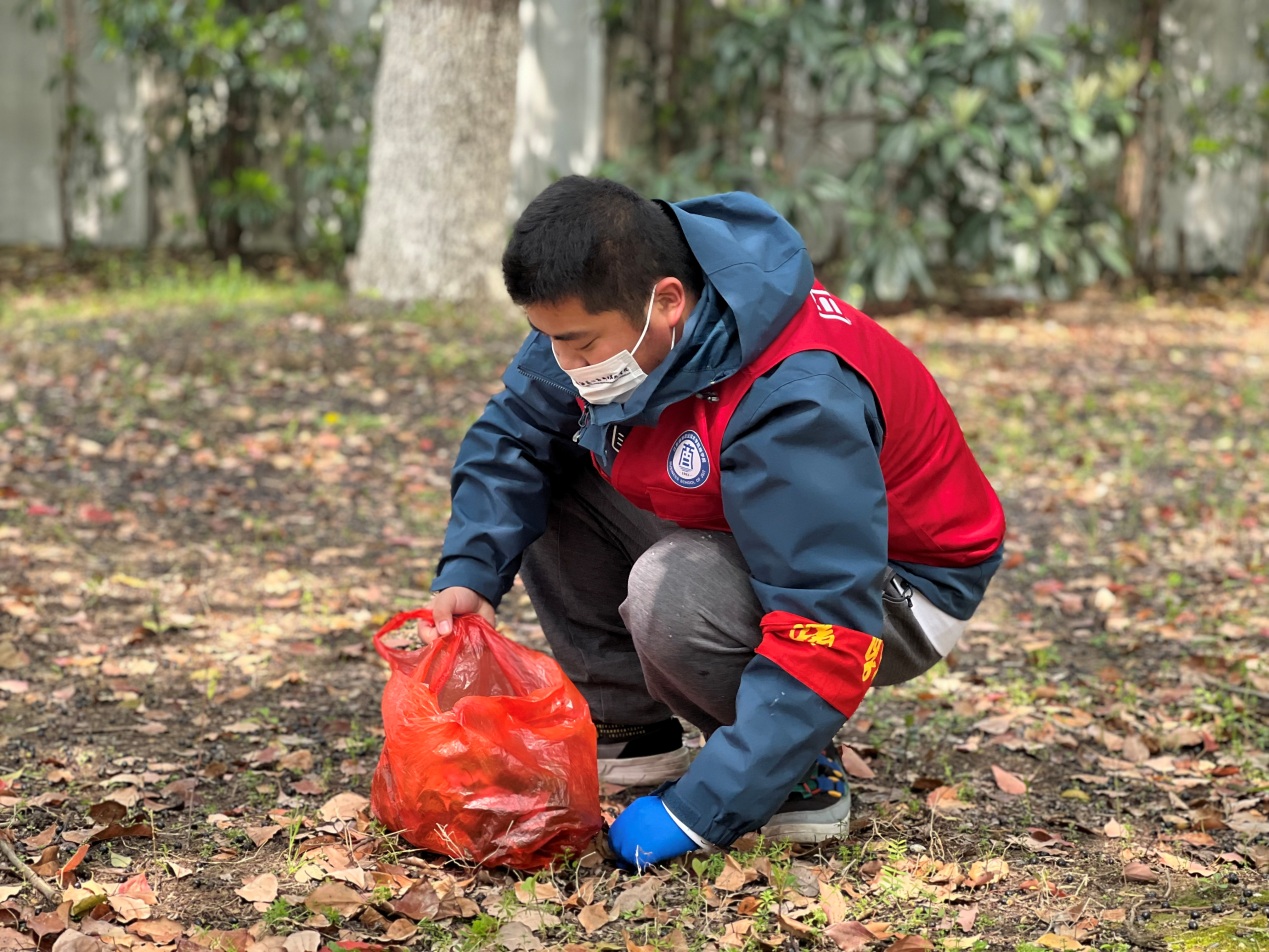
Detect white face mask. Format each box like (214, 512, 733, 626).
(556, 287, 663, 406)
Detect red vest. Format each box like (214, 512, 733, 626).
(600, 285, 1005, 569)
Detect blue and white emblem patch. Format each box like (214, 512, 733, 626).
(667, 430, 709, 488)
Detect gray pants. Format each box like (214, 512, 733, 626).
(519, 466, 943, 736)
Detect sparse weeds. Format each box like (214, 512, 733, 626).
(457, 912, 501, 952)
(261, 897, 303, 931)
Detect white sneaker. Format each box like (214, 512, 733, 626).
(596, 719, 694, 786)
(759, 746, 852, 844)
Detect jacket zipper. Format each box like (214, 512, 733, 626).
(517, 368, 589, 442)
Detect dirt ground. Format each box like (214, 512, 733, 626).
(0, 278, 1266, 952)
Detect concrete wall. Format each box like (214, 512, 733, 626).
(1150, 0, 1267, 273)
(0, 0, 147, 246)
(510, 0, 604, 215)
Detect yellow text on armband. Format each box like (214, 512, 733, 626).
(861, 637, 884, 682)
(786, 623, 836, 648)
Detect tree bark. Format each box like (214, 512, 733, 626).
(353, 0, 521, 303)
(1116, 0, 1164, 284)
(57, 0, 79, 252)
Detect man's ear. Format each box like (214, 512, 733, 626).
(655, 277, 692, 331)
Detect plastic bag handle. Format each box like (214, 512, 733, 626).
(372, 608, 435, 668)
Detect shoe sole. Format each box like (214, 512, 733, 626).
(597, 747, 693, 786)
(760, 791, 852, 844)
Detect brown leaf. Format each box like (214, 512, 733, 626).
(116, 873, 156, 904)
(22, 824, 58, 851)
(778, 914, 815, 940)
(318, 792, 369, 821)
(825, 921, 878, 952)
(718, 920, 752, 949)
(839, 746, 875, 779)
(625, 929, 658, 952)
(972, 714, 1015, 735)
(610, 878, 658, 918)
(87, 801, 128, 826)
(1103, 820, 1125, 839)
(926, 786, 972, 814)
(956, 905, 978, 931)
(49, 930, 107, 951)
(1157, 851, 1187, 872)
(302, 882, 364, 918)
(107, 895, 152, 923)
(0, 640, 31, 669)
(383, 919, 418, 942)
(0, 928, 31, 951)
(88, 821, 155, 844)
(991, 765, 1027, 796)
(818, 881, 851, 926)
(578, 903, 611, 934)
(391, 881, 440, 922)
(199, 934, 253, 952)
(246, 825, 283, 848)
(0, 642, 29, 670)
(29, 911, 69, 939)
(714, 854, 754, 892)
(58, 842, 91, 887)
(1121, 734, 1150, 764)
(236, 874, 279, 904)
(886, 937, 934, 952)
(1034, 935, 1084, 950)
(282, 931, 323, 952)
(964, 858, 1008, 887)
(126, 918, 183, 943)
(278, 750, 314, 774)
(1122, 863, 1158, 883)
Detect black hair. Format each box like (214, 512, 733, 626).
(502, 176, 704, 324)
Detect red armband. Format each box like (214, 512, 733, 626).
(753, 611, 884, 718)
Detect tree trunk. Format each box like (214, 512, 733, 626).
(57, 0, 79, 252)
(1116, 0, 1164, 284)
(352, 0, 521, 303)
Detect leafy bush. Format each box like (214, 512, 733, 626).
(601, 1, 1141, 304)
(86, 0, 378, 264)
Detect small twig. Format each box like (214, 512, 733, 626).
(0, 835, 61, 904)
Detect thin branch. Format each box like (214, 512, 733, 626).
(0, 835, 61, 904)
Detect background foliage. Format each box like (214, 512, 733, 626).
(15, 0, 1269, 303)
(21, 0, 380, 265)
(601, 0, 1143, 305)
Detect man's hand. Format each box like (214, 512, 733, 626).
(420, 587, 495, 644)
(608, 795, 698, 871)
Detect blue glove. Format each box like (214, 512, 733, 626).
(607, 795, 698, 871)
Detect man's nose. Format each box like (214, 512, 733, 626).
(553, 346, 586, 371)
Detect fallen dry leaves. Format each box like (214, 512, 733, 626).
(1, 287, 1267, 951)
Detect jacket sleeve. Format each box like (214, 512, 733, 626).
(432, 334, 588, 606)
(660, 351, 888, 846)
(721, 350, 889, 709)
(660, 655, 846, 846)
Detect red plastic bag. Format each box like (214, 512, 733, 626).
(369, 609, 602, 870)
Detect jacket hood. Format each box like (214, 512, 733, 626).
(515, 191, 814, 457)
